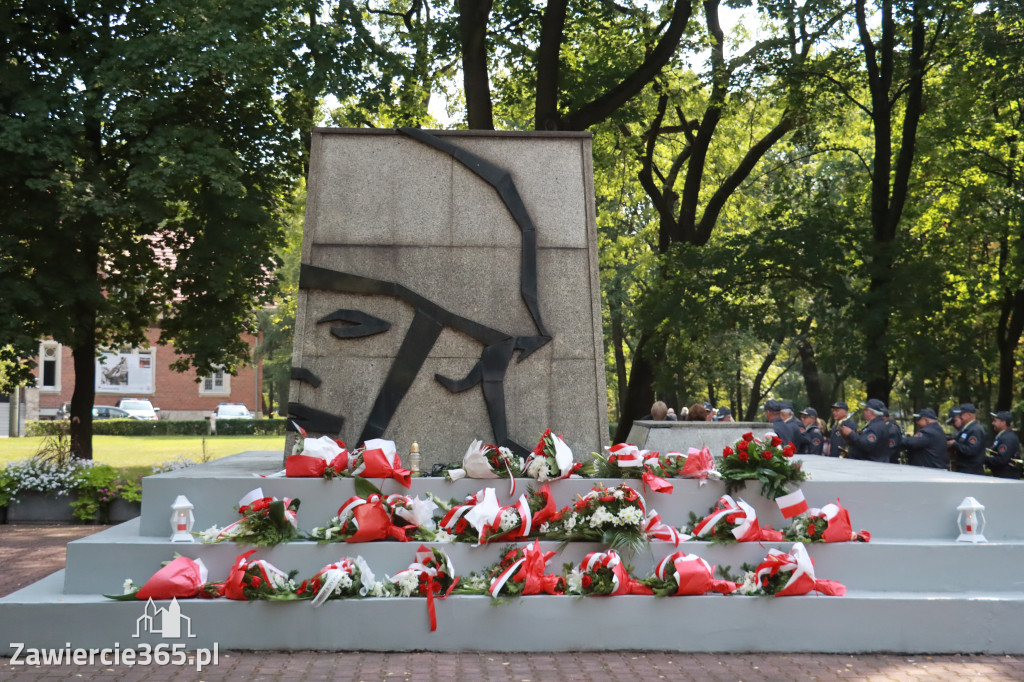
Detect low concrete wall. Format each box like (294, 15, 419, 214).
(626, 420, 773, 455)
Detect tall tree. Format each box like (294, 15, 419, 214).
(613, 0, 848, 440)
(822, 0, 958, 402)
(0, 0, 307, 457)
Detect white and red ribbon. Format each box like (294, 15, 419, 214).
(776, 488, 809, 519)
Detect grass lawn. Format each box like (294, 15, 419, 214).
(0, 435, 285, 469)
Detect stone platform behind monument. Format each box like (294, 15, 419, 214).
(288, 129, 608, 468)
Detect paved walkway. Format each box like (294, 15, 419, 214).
(2, 524, 1023, 681)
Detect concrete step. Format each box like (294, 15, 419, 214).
(138, 452, 1024, 541)
(63, 519, 1024, 595)
(3, 571, 1023, 654)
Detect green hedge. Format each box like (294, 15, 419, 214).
(26, 418, 288, 437)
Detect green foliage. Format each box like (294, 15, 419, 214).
(27, 419, 288, 437)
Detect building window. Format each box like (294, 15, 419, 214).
(199, 368, 230, 395)
(39, 342, 61, 392)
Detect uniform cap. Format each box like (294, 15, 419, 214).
(913, 408, 938, 420)
(862, 398, 887, 413)
(801, 407, 818, 418)
(831, 401, 849, 410)
(716, 407, 732, 418)
(761, 399, 782, 411)
(959, 403, 977, 414)
(945, 407, 962, 425)
(991, 410, 1013, 423)
(779, 400, 795, 412)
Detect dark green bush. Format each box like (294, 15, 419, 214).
(27, 417, 288, 437)
(216, 418, 288, 436)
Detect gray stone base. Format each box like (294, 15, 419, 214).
(3, 451, 1024, 654)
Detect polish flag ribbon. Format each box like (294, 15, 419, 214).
(776, 488, 809, 519)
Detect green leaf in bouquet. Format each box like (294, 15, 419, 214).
(354, 477, 383, 499)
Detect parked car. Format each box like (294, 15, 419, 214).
(92, 405, 132, 420)
(116, 398, 160, 420)
(213, 403, 252, 420)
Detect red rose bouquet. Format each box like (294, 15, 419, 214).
(718, 432, 808, 500)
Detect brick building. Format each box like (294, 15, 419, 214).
(31, 327, 262, 420)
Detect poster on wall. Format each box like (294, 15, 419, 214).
(96, 349, 154, 394)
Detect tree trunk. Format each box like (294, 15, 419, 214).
(796, 336, 827, 415)
(69, 327, 96, 461)
(611, 311, 628, 421)
(613, 331, 659, 443)
(744, 335, 784, 421)
(534, 0, 569, 130)
(995, 289, 1024, 410)
(458, 0, 495, 130)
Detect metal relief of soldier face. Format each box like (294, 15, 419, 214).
(289, 129, 552, 455)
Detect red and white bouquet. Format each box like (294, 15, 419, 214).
(564, 550, 653, 596)
(216, 549, 297, 601)
(386, 545, 460, 631)
(783, 499, 871, 543)
(736, 543, 846, 597)
(523, 429, 582, 482)
(290, 556, 384, 606)
(351, 438, 412, 488)
(641, 552, 741, 596)
(436, 485, 557, 544)
(309, 493, 430, 543)
(198, 487, 300, 546)
(458, 540, 565, 598)
(682, 495, 783, 543)
(548, 482, 678, 551)
(110, 555, 215, 601)
(446, 439, 525, 495)
(285, 434, 350, 478)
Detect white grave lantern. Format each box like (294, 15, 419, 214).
(170, 495, 195, 543)
(956, 496, 987, 543)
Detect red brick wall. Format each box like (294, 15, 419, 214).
(35, 328, 263, 419)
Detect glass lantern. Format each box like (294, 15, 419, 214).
(956, 496, 987, 543)
(170, 494, 196, 543)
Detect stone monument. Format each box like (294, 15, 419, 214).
(288, 128, 608, 469)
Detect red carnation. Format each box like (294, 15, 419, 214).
(723, 446, 735, 457)
(742, 432, 754, 442)
(738, 451, 749, 462)
(581, 574, 593, 589)
(763, 450, 773, 460)
(770, 436, 782, 447)
(737, 440, 749, 452)
(783, 445, 795, 458)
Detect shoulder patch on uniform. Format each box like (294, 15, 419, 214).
(969, 436, 977, 444)
(999, 445, 1007, 453)
(867, 433, 876, 442)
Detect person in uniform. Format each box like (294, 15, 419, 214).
(799, 407, 824, 454)
(825, 401, 857, 457)
(842, 399, 890, 462)
(986, 411, 1021, 479)
(773, 400, 806, 451)
(948, 403, 986, 475)
(715, 406, 734, 422)
(881, 407, 904, 464)
(901, 408, 949, 469)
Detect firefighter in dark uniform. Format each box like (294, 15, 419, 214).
(986, 411, 1021, 479)
(901, 408, 949, 469)
(842, 399, 890, 462)
(777, 401, 808, 452)
(826, 401, 858, 457)
(881, 407, 904, 464)
(799, 407, 824, 455)
(947, 403, 986, 475)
